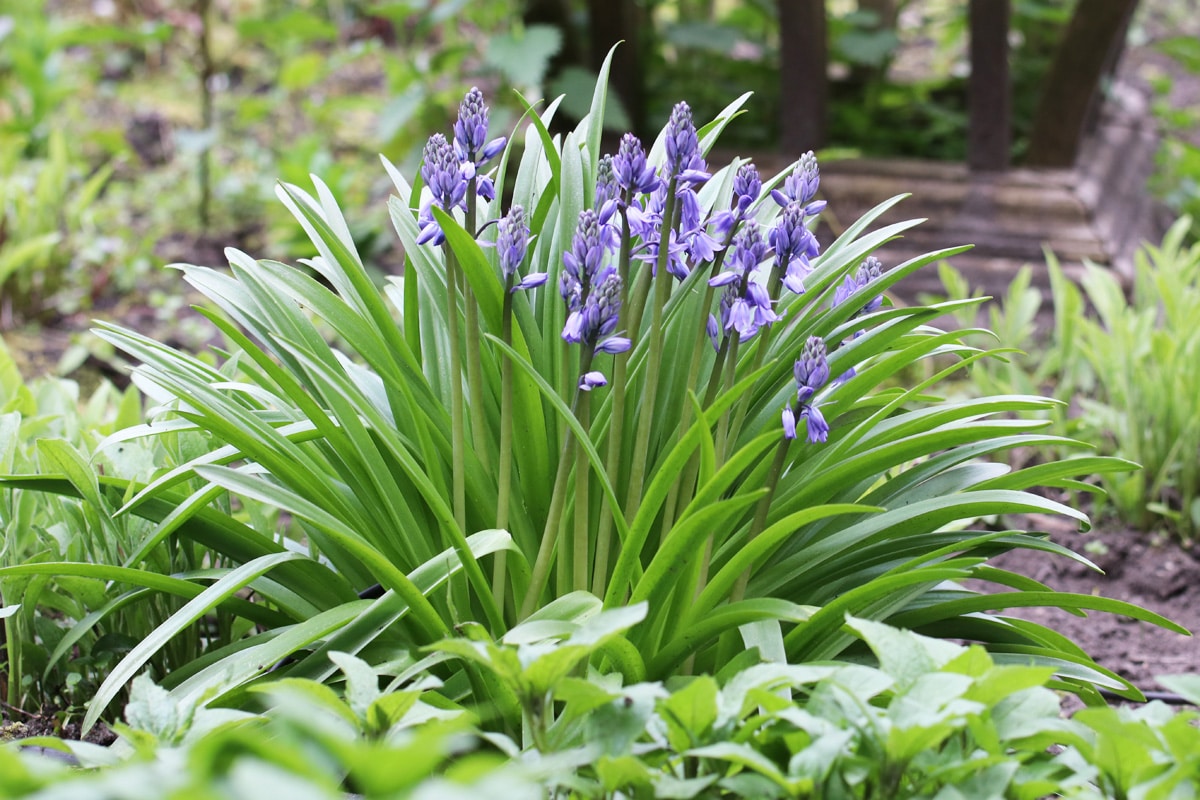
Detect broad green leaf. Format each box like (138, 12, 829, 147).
(660, 675, 718, 752)
(848, 616, 964, 688)
(329, 651, 381, 719)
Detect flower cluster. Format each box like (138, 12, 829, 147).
(621, 103, 715, 281)
(496, 205, 546, 292)
(708, 222, 777, 344)
(614, 133, 661, 199)
(766, 152, 827, 296)
(453, 86, 507, 170)
(416, 87, 507, 245)
(771, 201, 821, 295)
(561, 210, 630, 389)
(712, 162, 762, 238)
(782, 336, 831, 444)
(771, 150, 825, 213)
(664, 103, 710, 185)
(834, 256, 884, 316)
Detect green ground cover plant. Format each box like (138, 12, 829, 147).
(7, 617, 1200, 798)
(0, 64, 1177, 742)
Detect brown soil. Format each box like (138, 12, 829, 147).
(1, 714, 116, 746)
(983, 512, 1200, 696)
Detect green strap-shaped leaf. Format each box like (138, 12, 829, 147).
(83, 551, 308, 733)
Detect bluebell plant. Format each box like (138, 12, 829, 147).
(50, 70, 1166, 735)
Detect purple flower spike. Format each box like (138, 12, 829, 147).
(561, 221, 623, 348)
(794, 336, 830, 405)
(727, 221, 767, 275)
(614, 134, 661, 196)
(770, 203, 814, 264)
(663, 101, 710, 183)
(710, 223, 777, 344)
(561, 210, 608, 305)
(665, 103, 699, 174)
(454, 87, 506, 166)
(596, 154, 619, 210)
(833, 256, 884, 315)
(858, 256, 884, 313)
(422, 133, 468, 210)
(497, 206, 530, 279)
(771, 150, 821, 208)
(417, 133, 469, 245)
(733, 163, 762, 213)
(771, 202, 819, 295)
(783, 336, 832, 443)
(561, 219, 627, 389)
(713, 162, 762, 237)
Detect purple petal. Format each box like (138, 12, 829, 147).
(708, 271, 740, 288)
(579, 371, 608, 391)
(481, 136, 507, 162)
(782, 406, 797, 440)
(514, 272, 548, 291)
(803, 405, 829, 444)
(677, 169, 711, 186)
(476, 175, 496, 202)
(416, 222, 443, 246)
(562, 311, 585, 343)
(783, 273, 806, 295)
(596, 336, 631, 354)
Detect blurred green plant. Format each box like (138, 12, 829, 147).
(1149, 34, 1200, 242)
(1070, 219, 1200, 541)
(934, 217, 1200, 543)
(0, 132, 113, 320)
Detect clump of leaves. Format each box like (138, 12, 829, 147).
(8, 618, 1200, 798)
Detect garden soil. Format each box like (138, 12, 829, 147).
(982, 512, 1200, 697)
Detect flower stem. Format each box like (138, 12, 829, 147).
(713, 435, 790, 669)
(521, 440, 573, 619)
(657, 237, 732, 539)
(713, 336, 741, 463)
(520, 378, 588, 620)
(625, 181, 678, 519)
(464, 180, 491, 474)
(573, 375, 592, 593)
(493, 278, 515, 616)
(591, 209, 633, 595)
(443, 245, 468, 537)
(730, 437, 791, 603)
